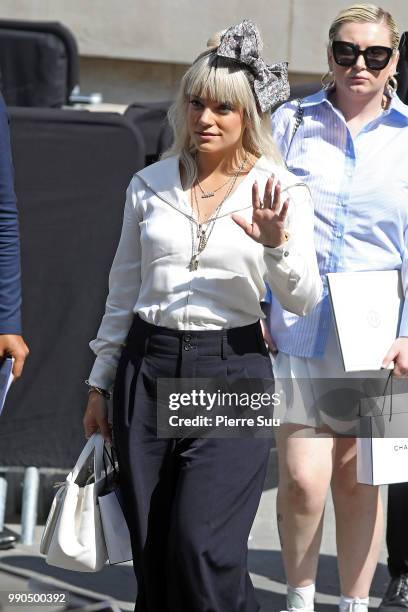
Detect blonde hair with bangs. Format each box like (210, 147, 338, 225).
(162, 33, 284, 187)
(328, 4, 399, 49)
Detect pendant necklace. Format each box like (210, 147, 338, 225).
(194, 152, 236, 198)
(188, 156, 248, 272)
(196, 174, 235, 199)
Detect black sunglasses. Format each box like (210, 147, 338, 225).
(332, 40, 393, 70)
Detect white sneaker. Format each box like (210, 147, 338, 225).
(283, 585, 315, 612)
(339, 597, 369, 612)
(351, 605, 368, 612)
(280, 605, 315, 612)
(279, 609, 315, 612)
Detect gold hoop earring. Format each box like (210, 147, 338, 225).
(386, 75, 398, 97)
(321, 70, 335, 90)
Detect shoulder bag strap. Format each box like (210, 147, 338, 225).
(285, 98, 304, 162)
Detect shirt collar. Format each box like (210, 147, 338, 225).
(299, 87, 408, 124)
(134, 155, 271, 218)
(385, 94, 408, 123)
(298, 89, 330, 108)
(135, 156, 188, 213)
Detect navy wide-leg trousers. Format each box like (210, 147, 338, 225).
(113, 315, 273, 612)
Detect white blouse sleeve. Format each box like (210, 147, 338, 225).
(263, 182, 322, 316)
(88, 180, 142, 390)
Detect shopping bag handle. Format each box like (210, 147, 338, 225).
(103, 444, 117, 472)
(102, 443, 118, 487)
(69, 433, 105, 483)
(358, 371, 393, 420)
(380, 371, 393, 421)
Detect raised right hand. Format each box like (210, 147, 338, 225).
(231, 175, 289, 248)
(83, 391, 112, 443)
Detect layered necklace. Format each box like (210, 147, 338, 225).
(189, 156, 248, 272)
(196, 174, 235, 199)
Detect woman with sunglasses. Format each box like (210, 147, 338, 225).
(266, 4, 407, 612)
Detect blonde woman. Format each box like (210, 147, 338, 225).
(82, 21, 321, 612)
(266, 4, 408, 612)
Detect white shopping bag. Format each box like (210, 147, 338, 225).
(357, 435, 408, 485)
(357, 378, 408, 485)
(99, 487, 132, 565)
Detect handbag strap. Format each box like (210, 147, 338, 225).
(69, 433, 105, 483)
(285, 98, 304, 162)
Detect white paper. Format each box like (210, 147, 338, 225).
(0, 357, 14, 416)
(327, 271, 403, 372)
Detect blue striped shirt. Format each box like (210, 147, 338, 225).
(266, 89, 408, 358)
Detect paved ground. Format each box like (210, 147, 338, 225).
(0, 448, 390, 612)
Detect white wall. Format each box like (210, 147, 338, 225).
(1, 0, 407, 71)
(0, 1, 290, 65)
(1, 1, 407, 102)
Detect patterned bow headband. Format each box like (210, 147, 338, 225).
(215, 20, 290, 112)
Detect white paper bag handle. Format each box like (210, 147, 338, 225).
(69, 433, 105, 483)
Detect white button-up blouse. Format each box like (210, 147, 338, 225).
(88, 155, 322, 390)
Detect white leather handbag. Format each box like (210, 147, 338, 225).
(40, 433, 108, 572)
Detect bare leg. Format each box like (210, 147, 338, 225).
(276, 424, 335, 586)
(331, 438, 383, 598)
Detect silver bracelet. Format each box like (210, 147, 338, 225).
(84, 379, 111, 400)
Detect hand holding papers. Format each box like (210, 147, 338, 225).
(0, 357, 14, 417)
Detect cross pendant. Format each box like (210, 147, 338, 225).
(189, 255, 199, 271)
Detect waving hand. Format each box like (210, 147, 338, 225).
(232, 175, 289, 248)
